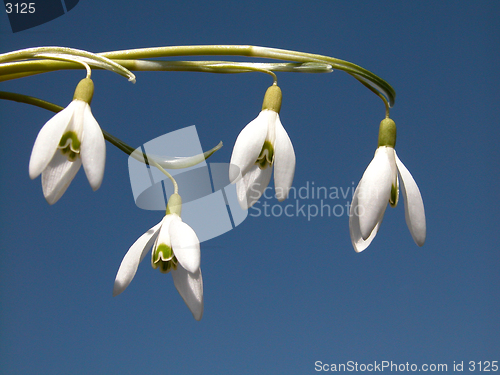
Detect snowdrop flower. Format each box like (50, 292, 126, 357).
(229, 84, 295, 209)
(349, 118, 426, 252)
(113, 194, 203, 321)
(29, 78, 105, 204)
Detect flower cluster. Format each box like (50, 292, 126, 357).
(16, 45, 426, 321)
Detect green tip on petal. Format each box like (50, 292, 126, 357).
(378, 118, 397, 148)
(59, 131, 81, 151)
(255, 140, 274, 169)
(166, 193, 182, 216)
(58, 131, 81, 161)
(73, 78, 94, 104)
(151, 243, 178, 274)
(154, 244, 174, 262)
(261, 85, 282, 113)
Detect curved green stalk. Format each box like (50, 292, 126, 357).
(0, 45, 395, 106)
(100, 45, 395, 106)
(0, 60, 332, 82)
(147, 158, 179, 195)
(354, 76, 391, 118)
(0, 47, 136, 83)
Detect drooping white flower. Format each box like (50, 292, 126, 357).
(113, 194, 203, 321)
(29, 78, 105, 204)
(349, 118, 426, 252)
(229, 85, 295, 209)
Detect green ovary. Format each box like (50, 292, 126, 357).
(58, 131, 81, 162)
(151, 243, 178, 274)
(255, 140, 274, 170)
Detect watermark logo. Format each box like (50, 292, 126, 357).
(128, 125, 248, 244)
(249, 181, 358, 221)
(4, 0, 79, 33)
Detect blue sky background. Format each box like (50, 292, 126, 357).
(1, 1, 499, 374)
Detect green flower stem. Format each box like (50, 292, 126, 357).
(100, 45, 395, 106)
(0, 90, 63, 112)
(199, 62, 277, 83)
(148, 159, 179, 195)
(36, 54, 92, 79)
(355, 77, 391, 118)
(119, 60, 280, 83)
(0, 91, 221, 173)
(116, 60, 332, 76)
(0, 71, 46, 82)
(0, 45, 394, 106)
(0, 60, 331, 83)
(0, 47, 136, 83)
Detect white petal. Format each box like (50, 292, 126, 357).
(172, 266, 204, 321)
(349, 186, 383, 252)
(154, 214, 177, 249)
(236, 164, 273, 209)
(170, 216, 200, 274)
(80, 104, 106, 191)
(41, 151, 82, 205)
(273, 115, 295, 201)
(356, 147, 395, 240)
(29, 102, 75, 179)
(229, 111, 270, 182)
(65, 100, 86, 135)
(395, 152, 426, 246)
(113, 221, 163, 297)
